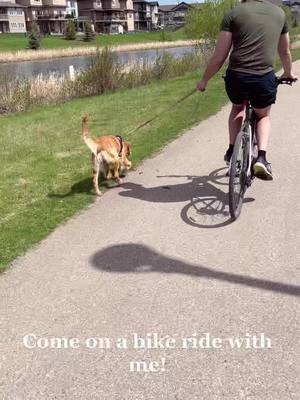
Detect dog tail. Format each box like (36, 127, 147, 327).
(82, 113, 98, 156)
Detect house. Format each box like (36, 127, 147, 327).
(289, 1, 300, 25)
(158, 1, 192, 28)
(0, 0, 26, 33)
(133, 0, 158, 31)
(77, 0, 135, 34)
(17, 0, 69, 34)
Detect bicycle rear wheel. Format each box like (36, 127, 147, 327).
(228, 129, 249, 220)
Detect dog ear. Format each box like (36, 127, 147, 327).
(125, 142, 132, 156)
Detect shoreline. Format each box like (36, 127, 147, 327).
(0, 40, 198, 64)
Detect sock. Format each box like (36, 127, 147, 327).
(227, 144, 234, 156)
(258, 150, 266, 160)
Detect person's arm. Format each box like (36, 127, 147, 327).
(278, 32, 296, 80)
(196, 31, 232, 92)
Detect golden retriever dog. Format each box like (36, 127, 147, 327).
(82, 114, 132, 196)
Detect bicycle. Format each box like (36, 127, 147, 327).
(228, 77, 297, 220)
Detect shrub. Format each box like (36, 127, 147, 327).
(152, 53, 174, 79)
(83, 21, 96, 42)
(28, 22, 41, 50)
(0, 75, 31, 113)
(65, 20, 76, 40)
(71, 47, 122, 96)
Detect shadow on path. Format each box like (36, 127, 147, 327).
(119, 168, 255, 228)
(47, 177, 119, 199)
(91, 243, 300, 297)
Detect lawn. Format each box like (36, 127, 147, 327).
(0, 69, 228, 272)
(0, 30, 187, 53)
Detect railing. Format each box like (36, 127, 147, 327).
(0, 13, 9, 20)
(36, 14, 67, 19)
(41, 0, 67, 6)
(95, 15, 126, 21)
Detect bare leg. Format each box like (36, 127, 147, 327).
(253, 106, 273, 180)
(112, 161, 122, 185)
(229, 104, 245, 145)
(92, 155, 102, 196)
(106, 168, 112, 180)
(253, 106, 271, 151)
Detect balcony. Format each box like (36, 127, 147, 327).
(42, 0, 67, 6)
(36, 13, 67, 19)
(0, 13, 9, 20)
(95, 14, 125, 21)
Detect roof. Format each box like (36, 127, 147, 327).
(158, 5, 174, 12)
(0, 1, 25, 7)
(133, 0, 158, 2)
(133, 0, 159, 4)
(158, 2, 192, 12)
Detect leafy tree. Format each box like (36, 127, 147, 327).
(185, 0, 237, 45)
(65, 20, 76, 40)
(281, 5, 293, 28)
(83, 21, 96, 42)
(28, 22, 41, 50)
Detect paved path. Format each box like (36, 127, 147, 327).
(1, 63, 300, 400)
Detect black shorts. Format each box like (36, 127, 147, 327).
(224, 69, 277, 109)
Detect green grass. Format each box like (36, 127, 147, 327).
(0, 69, 227, 272)
(0, 30, 187, 53)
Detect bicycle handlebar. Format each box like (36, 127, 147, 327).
(277, 77, 298, 85)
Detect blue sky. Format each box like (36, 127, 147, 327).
(159, 0, 204, 4)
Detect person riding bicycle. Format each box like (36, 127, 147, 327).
(197, 0, 297, 180)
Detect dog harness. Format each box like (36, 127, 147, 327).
(115, 135, 123, 157)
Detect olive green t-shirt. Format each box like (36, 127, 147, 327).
(221, 0, 288, 75)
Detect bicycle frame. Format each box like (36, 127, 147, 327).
(241, 100, 257, 184)
(228, 100, 257, 219)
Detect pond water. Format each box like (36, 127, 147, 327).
(0, 46, 196, 79)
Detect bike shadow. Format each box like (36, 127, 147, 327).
(119, 168, 255, 228)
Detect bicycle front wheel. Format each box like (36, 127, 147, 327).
(228, 130, 249, 220)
